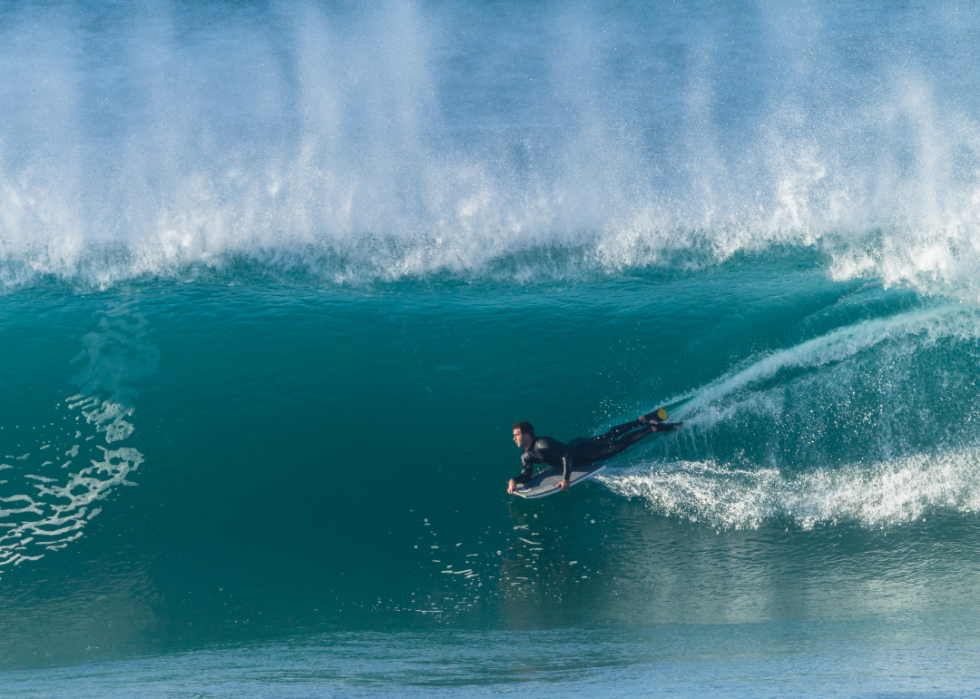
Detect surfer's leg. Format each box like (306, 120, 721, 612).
(569, 420, 661, 465)
(572, 422, 681, 467)
(613, 425, 656, 450)
(638, 408, 669, 425)
(568, 427, 649, 464)
(585, 425, 657, 461)
(596, 420, 643, 441)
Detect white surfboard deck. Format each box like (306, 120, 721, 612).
(513, 463, 606, 499)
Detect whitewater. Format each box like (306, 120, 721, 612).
(3, 0, 980, 696)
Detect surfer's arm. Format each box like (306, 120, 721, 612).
(554, 442, 573, 491)
(511, 452, 535, 485)
(560, 451, 573, 482)
(547, 440, 572, 481)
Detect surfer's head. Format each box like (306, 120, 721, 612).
(512, 421, 534, 449)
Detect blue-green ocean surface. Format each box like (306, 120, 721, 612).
(4, 0, 980, 696)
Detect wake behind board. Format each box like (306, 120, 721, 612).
(513, 463, 606, 499)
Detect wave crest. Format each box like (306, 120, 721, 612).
(2, 3, 980, 292)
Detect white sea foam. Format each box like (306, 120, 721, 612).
(0, 446, 143, 563)
(601, 447, 980, 530)
(0, 303, 155, 574)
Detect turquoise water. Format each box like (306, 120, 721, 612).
(4, 1, 980, 696)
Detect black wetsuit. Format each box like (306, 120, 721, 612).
(512, 419, 661, 486)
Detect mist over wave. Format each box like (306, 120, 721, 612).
(1, 1, 980, 292)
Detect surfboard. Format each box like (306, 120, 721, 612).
(513, 463, 606, 499)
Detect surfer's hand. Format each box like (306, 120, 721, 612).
(508, 479, 516, 494)
(557, 479, 570, 491)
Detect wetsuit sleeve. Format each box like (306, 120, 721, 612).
(551, 440, 574, 481)
(561, 449, 573, 481)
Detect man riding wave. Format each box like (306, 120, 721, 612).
(507, 409, 682, 494)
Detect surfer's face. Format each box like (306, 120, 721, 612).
(512, 428, 531, 448)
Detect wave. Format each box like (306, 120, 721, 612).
(2, 3, 980, 293)
(599, 302, 980, 529)
(0, 222, 977, 294)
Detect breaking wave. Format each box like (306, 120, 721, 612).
(1, 2, 980, 296)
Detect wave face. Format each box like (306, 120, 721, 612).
(4, 0, 980, 686)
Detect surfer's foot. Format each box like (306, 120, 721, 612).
(638, 408, 668, 425)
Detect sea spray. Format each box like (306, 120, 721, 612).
(0, 3, 979, 294)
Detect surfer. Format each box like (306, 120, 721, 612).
(507, 411, 681, 494)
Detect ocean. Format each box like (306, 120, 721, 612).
(3, 0, 980, 696)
